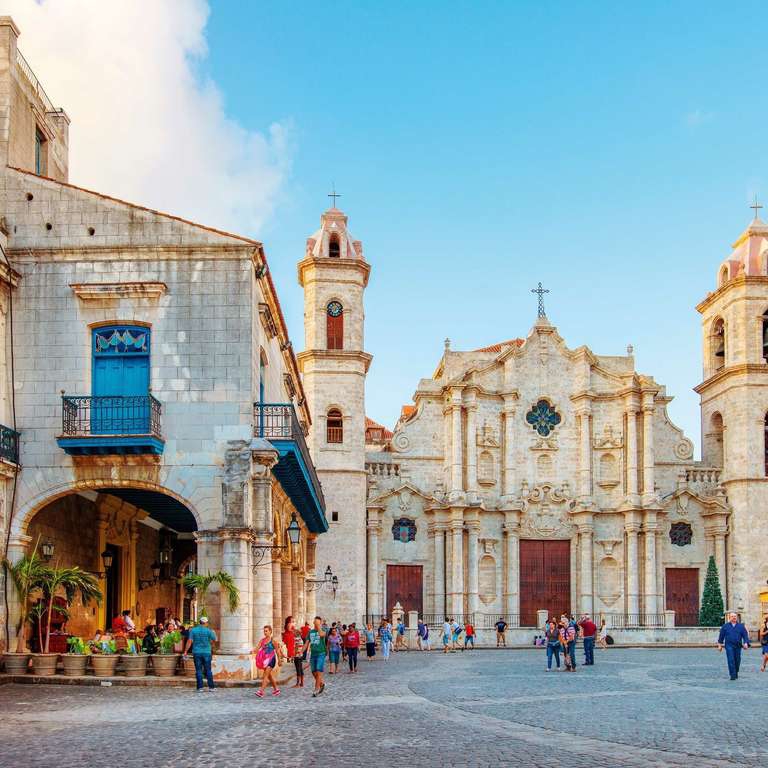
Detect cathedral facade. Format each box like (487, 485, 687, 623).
(304, 205, 768, 634)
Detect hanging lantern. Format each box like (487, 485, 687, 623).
(287, 513, 301, 545)
(40, 540, 55, 561)
(101, 549, 114, 570)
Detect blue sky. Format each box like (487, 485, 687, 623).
(205, 1, 767, 453)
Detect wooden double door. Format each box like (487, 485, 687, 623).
(665, 568, 700, 626)
(386, 564, 423, 617)
(519, 540, 570, 626)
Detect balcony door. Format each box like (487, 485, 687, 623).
(92, 326, 150, 434)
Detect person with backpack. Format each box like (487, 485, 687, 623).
(464, 620, 475, 650)
(395, 617, 407, 650)
(255, 625, 281, 698)
(442, 618, 452, 653)
(545, 619, 561, 671)
(417, 620, 430, 651)
(495, 617, 508, 647)
(451, 619, 463, 650)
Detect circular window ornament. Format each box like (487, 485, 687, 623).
(327, 301, 343, 317)
(669, 522, 693, 547)
(525, 399, 562, 437)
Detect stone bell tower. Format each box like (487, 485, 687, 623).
(694, 204, 768, 625)
(297, 203, 372, 621)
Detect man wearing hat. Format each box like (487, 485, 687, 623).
(183, 616, 218, 691)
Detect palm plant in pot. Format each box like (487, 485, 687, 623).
(33, 563, 101, 676)
(152, 630, 182, 677)
(62, 636, 90, 676)
(1, 543, 46, 674)
(179, 570, 240, 619)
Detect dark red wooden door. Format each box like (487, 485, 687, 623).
(386, 565, 423, 617)
(519, 540, 570, 626)
(665, 568, 699, 626)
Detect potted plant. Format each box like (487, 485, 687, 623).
(152, 630, 181, 677)
(179, 570, 240, 620)
(90, 638, 119, 676)
(32, 563, 101, 676)
(119, 638, 148, 677)
(62, 636, 90, 676)
(2, 543, 46, 674)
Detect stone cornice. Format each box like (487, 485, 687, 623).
(297, 349, 373, 373)
(694, 363, 768, 393)
(71, 281, 168, 300)
(696, 274, 768, 315)
(297, 255, 371, 288)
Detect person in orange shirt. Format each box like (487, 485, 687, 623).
(464, 621, 476, 650)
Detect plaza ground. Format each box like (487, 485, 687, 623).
(0, 647, 764, 767)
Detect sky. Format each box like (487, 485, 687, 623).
(8, 1, 768, 455)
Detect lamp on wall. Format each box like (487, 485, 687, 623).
(90, 548, 114, 578)
(306, 565, 335, 593)
(139, 561, 162, 591)
(40, 540, 55, 562)
(251, 513, 302, 569)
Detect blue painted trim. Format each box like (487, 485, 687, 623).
(56, 435, 165, 456)
(270, 439, 328, 533)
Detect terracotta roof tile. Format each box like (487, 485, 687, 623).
(365, 416, 393, 441)
(472, 338, 524, 354)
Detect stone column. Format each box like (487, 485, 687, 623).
(297, 574, 306, 623)
(433, 523, 446, 616)
(503, 520, 520, 619)
(291, 568, 300, 620)
(466, 401, 478, 496)
(251, 537, 273, 642)
(281, 563, 293, 623)
(578, 521, 594, 615)
(466, 520, 480, 615)
(95, 511, 109, 631)
(305, 575, 317, 620)
(578, 409, 592, 501)
(271, 559, 282, 629)
(642, 398, 656, 503)
(625, 519, 640, 616)
(643, 515, 658, 617)
(449, 519, 464, 616)
(449, 392, 464, 496)
(626, 403, 640, 502)
(502, 395, 518, 498)
(5, 534, 31, 651)
(129, 521, 140, 615)
(367, 512, 381, 616)
(219, 530, 252, 654)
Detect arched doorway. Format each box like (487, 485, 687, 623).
(24, 487, 197, 649)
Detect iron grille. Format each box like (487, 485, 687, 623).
(61, 395, 162, 437)
(0, 424, 20, 464)
(607, 613, 667, 628)
(479, 614, 523, 629)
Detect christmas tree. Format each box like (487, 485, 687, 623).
(699, 555, 725, 626)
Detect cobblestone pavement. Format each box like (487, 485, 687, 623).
(0, 648, 765, 767)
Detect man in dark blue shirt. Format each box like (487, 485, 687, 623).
(717, 612, 750, 680)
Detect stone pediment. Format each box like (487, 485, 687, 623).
(662, 486, 729, 518)
(366, 482, 439, 510)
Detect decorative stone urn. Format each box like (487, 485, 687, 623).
(61, 654, 89, 676)
(1, 653, 31, 674)
(119, 654, 148, 677)
(30, 653, 59, 676)
(151, 654, 179, 677)
(90, 654, 119, 676)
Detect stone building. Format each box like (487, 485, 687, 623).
(0, 17, 328, 676)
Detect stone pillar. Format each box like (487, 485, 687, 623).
(502, 395, 518, 498)
(305, 576, 317, 620)
(5, 534, 31, 651)
(251, 537, 273, 641)
(625, 519, 640, 616)
(297, 574, 306, 624)
(626, 403, 639, 502)
(367, 513, 381, 616)
(95, 511, 109, 632)
(271, 559, 282, 629)
(578, 521, 594, 615)
(448, 519, 464, 616)
(128, 521, 140, 615)
(466, 520, 480, 615)
(503, 519, 520, 619)
(466, 402, 478, 496)
(643, 516, 658, 616)
(578, 409, 592, 501)
(281, 563, 293, 623)
(291, 568, 300, 621)
(642, 398, 656, 503)
(219, 530, 252, 654)
(449, 395, 463, 495)
(433, 523, 446, 616)
(714, 529, 727, 606)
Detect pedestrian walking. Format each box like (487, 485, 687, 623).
(759, 615, 768, 672)
(255, 625, 281, 698)
(303, 616, 327, 697)
(464, 620, 475, 650)
(283, 616, 303, 688)
(442, 618, 452, 653)
(717, 612, 750, 680)
(346, 623, 360, 672)
(183, 615, 217, 691)
(597, 619, 608, 649)
(327, 626, 342, 674)
(578, 613, 597, 666)
(559, 618, 577, 672)
(495, 617, 507, 647)
(378, 619, 392, 660)
(417, 620, 430, 651)
(395, 617, 407, 650)
(340, 624, 348, 662)
(364, 623, 376, 661)
(451, 619, 463, 650)
(545, 619, 561, 671)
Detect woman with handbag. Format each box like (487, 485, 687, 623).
(255, 625, 281, 698)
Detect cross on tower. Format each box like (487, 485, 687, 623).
(531, 282, 549, 318)
(328, 184, 341, 208)
(750, 195, 763, 219)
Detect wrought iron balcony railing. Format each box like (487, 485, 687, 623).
(254, 402, 325, 511)
(0, 424, 20, 464)
(62, 395, 162, 437)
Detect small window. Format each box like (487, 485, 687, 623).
(331, 510, 339, 522)
(525, 399, 561, 437)
(35, 128, 46, 175)
(327, 409, 343, 443)
(391, 517, 416, 543)
(669, 522, 693, 547)
(329, 234, 340, 258)
(327, 301, 343, 350)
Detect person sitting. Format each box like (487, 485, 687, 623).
(112, 613, 126, 634)
(121, 610, 136, 634)
(142, 624, 160, 654)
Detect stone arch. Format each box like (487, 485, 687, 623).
(709, 316, 725, 372)
(598, 556, 620, 606)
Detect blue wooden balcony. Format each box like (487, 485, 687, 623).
(254, 403, 327, 533)
(0, 424, 20, 464)
(57, 395, 165, 455)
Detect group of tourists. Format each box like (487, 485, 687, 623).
(541, 613, 599, 671)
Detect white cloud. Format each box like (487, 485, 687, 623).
(6, 0, 291, 236)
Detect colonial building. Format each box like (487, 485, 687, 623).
(0, 17, 328, 676)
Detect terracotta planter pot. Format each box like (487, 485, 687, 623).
(119, 654, 148, 677)
(30, 653, 59, 676)
(181, 655, 196, 677)
(2, 653, 31, 674)
(90, 654, 119, 676)
(61, 654, 89, 677)
(151, 653, 179, 677)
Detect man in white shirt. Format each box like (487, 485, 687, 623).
(122, 610, 136, 633)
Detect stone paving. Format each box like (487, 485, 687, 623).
(0, 647, 765, 767)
